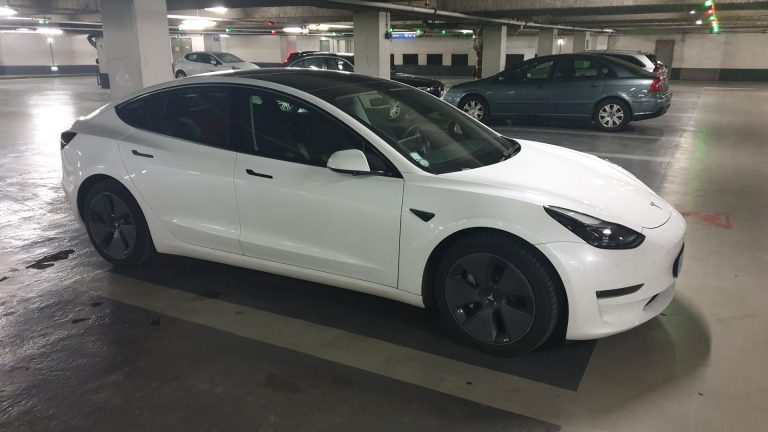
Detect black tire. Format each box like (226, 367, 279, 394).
(459, 95, 490, 124)
(594, 98, 630, 131)
(175, 70, 187, 78)
(434, 232, 563, 356)
(84, 179, 156, 266)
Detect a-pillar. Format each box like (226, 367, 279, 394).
(481, 25, 507, 78)
(573, 31, 590, 52)
(537, 28, 558, 56)
(353, 11, 390, 79)
(101, 0, 172, 101)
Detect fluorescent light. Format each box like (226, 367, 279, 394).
(0, 5, 17, 16)
(204, 7, 228, 13)
(16, 27, 31, 32)
(459, 29, 473, 34)
(308, 24, 330, 31)
(50, 66, 58, 71)
(36, 27, 63, 35)
(690, 9, 696, 14)
(556, 38, 565, 46)
(695, 19, 703, 25)
(282, 27, 304, 33)
(179, 19, 216, 30)
(219, 33, 230, 38)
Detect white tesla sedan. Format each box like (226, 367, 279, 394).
(61, 69, 685, 355)
(173, 51, 259, 78)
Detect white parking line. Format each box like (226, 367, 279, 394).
(80, 272, 572, 424)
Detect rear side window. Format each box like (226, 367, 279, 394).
(610, 54, 645, 68)
(116, 86, 232, 149)
(554, 58, 601, 80)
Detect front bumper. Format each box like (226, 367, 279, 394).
(537, 209, 686, 340)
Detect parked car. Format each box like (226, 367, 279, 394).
(174, 51, 259, 78)
(282, 50, 318, 65)
(286, 52, 445, 98)
(587, 49, 668, 77)
(442, 54, 671, 131)
(60, 69, 685, 356)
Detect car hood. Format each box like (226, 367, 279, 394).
(443, 139, 672, 230)
(392, 72, 441, 88)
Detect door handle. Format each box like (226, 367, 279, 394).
(131, 149, 154, 158)
(246, 169, 273, 179)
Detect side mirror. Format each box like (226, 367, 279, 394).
(327, 149, 372, 175)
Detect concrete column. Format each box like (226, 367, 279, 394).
(101, 0, 173, 101)
(353, 11, 390, 79)
(280, 36, 297, 63)
(481, 25, 507, 78)
(573, 31, 590, 52)
(537, 28, 558, 56)
(203, 34, 221, 52)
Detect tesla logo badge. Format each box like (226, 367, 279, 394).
(650, 202, 663, 209)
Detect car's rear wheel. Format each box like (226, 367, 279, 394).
(84, 180, 155, 266)
(459, 95, 490, 123)
(595, 99, 630, 131)
(175, 70, 187, 78)
(435, 232, 562, 356)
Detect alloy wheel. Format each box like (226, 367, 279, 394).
(445, 253, 535, 345)
(598, 103, 625, 129)
(462, 100, 485, 120)
(88, 192, 137, 260)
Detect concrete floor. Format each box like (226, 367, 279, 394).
(1, 76, 767, 431)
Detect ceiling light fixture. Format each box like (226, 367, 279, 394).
(36, 27, 63, 35)
(308, 24, 330, 31)
(179, 19, 216, 30)
(689, 9, 696, 14)
(218, 33, 230, 38)
(282, 26, 304, 33)
(204, 7, 228, 13)
(695, 19, 703, 24)
(0, 5, 17, 16)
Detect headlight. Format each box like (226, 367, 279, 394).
(544, 206, 645, 249)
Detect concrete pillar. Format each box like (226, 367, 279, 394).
(573, 31, 590, 52)
(280, 36, 297, 63)
(203, 34, 221, 52)
(101, 0, 173, 101)
(353, 11, 390, 79)
(481, 25, 507, 78)
(537, 28, 558, 56)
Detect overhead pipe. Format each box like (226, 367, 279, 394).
(325, 0, 614, 33)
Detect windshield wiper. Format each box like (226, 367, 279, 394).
(499, 138, 521, 161)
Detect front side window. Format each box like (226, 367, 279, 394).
(236, 90, 390, 172)
(117, 86, 231, 149)
(186, 53, 197, 62)
(499, 59, 554, 83)
(312, 81, 516, 175)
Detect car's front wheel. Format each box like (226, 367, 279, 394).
(84, 180, 155, 266)
(175, 70, 187, 78)
(595, 99, 630, 131)
(435, 232, 563, 356)
(459, 95, 490, 123)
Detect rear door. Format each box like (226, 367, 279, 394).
(490, 58, 554, 114)
(547, 56, 606, 117)
(116, 85, 242, 254)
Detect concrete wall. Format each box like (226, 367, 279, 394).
(2, 31, 768, 81)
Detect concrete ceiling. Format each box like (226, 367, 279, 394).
(2, 0, 767, 34)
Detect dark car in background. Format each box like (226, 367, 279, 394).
(286, 52, 446, 98)
(587, 49, 669, 77)
(442, 54, 671, 131)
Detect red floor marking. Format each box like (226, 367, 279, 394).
(680, 211, 733, 229)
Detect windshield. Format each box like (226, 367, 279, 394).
(312, 81, 518, 174)
(217, 53, 244, 63)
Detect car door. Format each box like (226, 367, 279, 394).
(116, 85, 242, 254)
(489, 58, 554, 114)
(231, 88, 404, 287)
(547, 56, 606, 117)
(182, 54, 201, 75)
(194, 53, 218, 73)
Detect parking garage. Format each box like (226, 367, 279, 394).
(1, 1, 768, 431)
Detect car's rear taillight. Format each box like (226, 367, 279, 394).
(60, 131, 77, 149)
(649, 76, 665, 93)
